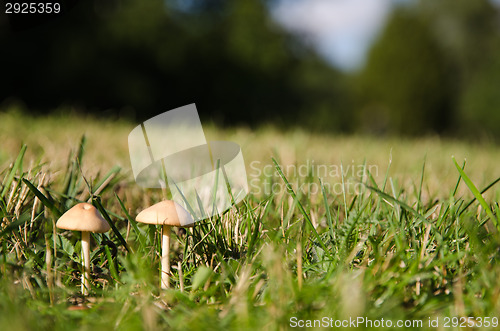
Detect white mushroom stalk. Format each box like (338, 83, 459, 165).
(162, 225, 171, 289)
(136, 200, 194, 289)
(56, 203, 110, 296)
(81, 231, 91, 295)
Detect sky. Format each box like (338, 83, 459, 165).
(271, 0, 395, 71)
(272, 0, 500, 71)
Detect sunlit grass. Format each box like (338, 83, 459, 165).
(2, 108, 499, 197)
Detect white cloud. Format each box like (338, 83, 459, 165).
(272, 0, 393, 70)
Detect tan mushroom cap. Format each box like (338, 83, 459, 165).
(136, 200, 194, 227)
(56, 203, 110, 233)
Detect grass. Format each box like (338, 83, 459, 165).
(1, 109, 500, 330)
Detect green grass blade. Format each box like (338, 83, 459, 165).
(452, 156, 499, 228)
(191, 266, 213, 291)
(0, 212, 30, 238)
(272, 157, 332, 259)
(104, 245, 120, 281)
(93, 165, 121, 194)
(92, 197, 130, 253)
(115, 193, 146, 250)
(459, 176, 500, 216)
(76, 135, 87, 163)
(417, 156, 426, 212)
(365, 184, 429, 224)
(211, 159, 221, 217)
(320, 178, 335, 241)
(452, 159, 466, 197)
(22, 178, 62, 218)
(1, 145, 27, 199)
(170, 180, 198, 221)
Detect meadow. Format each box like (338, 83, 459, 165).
(0, 109, 500, 330)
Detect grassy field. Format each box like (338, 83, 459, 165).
(1, 109, 500, 330)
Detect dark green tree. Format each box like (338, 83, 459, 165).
(0, 0, 348, 131)
(459, 47, 500, 137)
(357, 8, 453, 135)
(421, 0, 500, 139)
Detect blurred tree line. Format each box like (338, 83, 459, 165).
(357, 0, 500, 138)
(0, 0, 499, 139)
(0, 0, 350, 131)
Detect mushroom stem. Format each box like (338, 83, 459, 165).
(161, 225, 171, 289)
(81, 231, 90, 296)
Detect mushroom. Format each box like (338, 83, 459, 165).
(56, 203, 110, 295)
(136, 200, 194, 289)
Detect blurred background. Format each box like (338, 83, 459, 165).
(1, 0, 500, 139)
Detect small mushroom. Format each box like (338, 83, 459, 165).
(56, 203, 110, 295)
(136, 200, 194, 289)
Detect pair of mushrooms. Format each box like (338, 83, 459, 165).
(56, 200, 193, 295)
